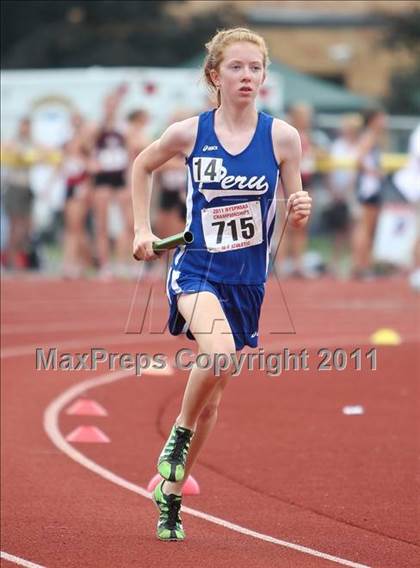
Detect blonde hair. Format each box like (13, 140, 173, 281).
(203, 28, 270, 107)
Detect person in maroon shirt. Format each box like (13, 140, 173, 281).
(91, 85, 131, 278)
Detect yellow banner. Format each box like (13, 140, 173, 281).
(0, 147, 408, 173)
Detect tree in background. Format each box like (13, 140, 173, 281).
(382, 6, 420, 115)
(1, 0, 240, 68)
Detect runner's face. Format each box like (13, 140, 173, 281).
(212, 42, 265, 106)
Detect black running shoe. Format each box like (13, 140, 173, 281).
(153, 480, 185, 541)
(157, 424, 193, 482)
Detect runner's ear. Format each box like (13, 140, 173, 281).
(209, 68, 220, 89)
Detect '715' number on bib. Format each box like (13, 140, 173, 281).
(212, 216, 255, 244)
(201, 200, 263, 253)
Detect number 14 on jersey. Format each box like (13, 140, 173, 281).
(193, 157, 223, 183)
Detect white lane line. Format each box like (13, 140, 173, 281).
(0, 551, 46, 568)
(43, 371, 371, 568)
(1, 330, 395, 360)
(2, 308, 168, 335)
(1, 332, 171, 359)
(2, 314, 416, 360)
(2, 322, 116, 334)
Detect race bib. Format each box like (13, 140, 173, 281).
(98, 147, 128, 172)
(201, 200, 263, 253)
(359, 174, 380, 199)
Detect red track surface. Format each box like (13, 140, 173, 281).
(1, 275, 419, 568)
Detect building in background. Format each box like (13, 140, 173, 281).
(170, 0, 418, 99)
(185, 53, 374, 114)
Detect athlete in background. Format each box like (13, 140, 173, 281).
(326, 113, 362, 276)
(92, 85, 131, 278)
(352, 108, 388, 279)
(2, 117, 35, 270)
(61, 113, 93, 278)
(275, 103, 322, 277)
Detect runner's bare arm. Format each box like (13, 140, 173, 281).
(131, 117, 197, 260)
(273, 119, 312, 229)
(356, 132, 380, 176)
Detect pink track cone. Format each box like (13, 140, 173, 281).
(66, 398, 108, 416)
(147, 473, 200, 495)
(66, 425, 110, 443)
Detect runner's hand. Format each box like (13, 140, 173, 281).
(287, 190, 312, 226)
(133, 231, 160, 261)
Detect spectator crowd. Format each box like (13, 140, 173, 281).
(1, 86, 419, 287)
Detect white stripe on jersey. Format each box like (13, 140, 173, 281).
(265, 171, 279, 275)
(165, 265, 172, 301)
(171, 269, 182, 294)
(185, 167, 194, 230)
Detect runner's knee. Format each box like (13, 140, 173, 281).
(199, 402, 219, 422)
(204, 341, 236, 377)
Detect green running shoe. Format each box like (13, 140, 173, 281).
(153, 480, 185, 541)
(157, 424, 193, 482)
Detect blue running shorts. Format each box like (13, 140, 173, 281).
(167, 272, 265, 351)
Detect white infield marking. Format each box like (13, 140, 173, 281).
(43, 370, 371, 568)
(0, 551, 46, 568)
(1, 332, 170, 359)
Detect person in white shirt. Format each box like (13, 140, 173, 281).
(326, 113, 362, 276)
(352, 108, 388, 279)
(392, 124, 420, 290)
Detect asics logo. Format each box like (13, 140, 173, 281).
(202, 145, 218, 152)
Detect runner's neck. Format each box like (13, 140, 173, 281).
(215, 104, 258, 134)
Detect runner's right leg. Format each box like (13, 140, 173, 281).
(157, 291, 235, 483)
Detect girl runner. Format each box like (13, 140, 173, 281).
(352, 108, 388, 279)
(61, 113, 92, 278)
(92, 85, 131, 278)
(132, 28, 312, 541)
